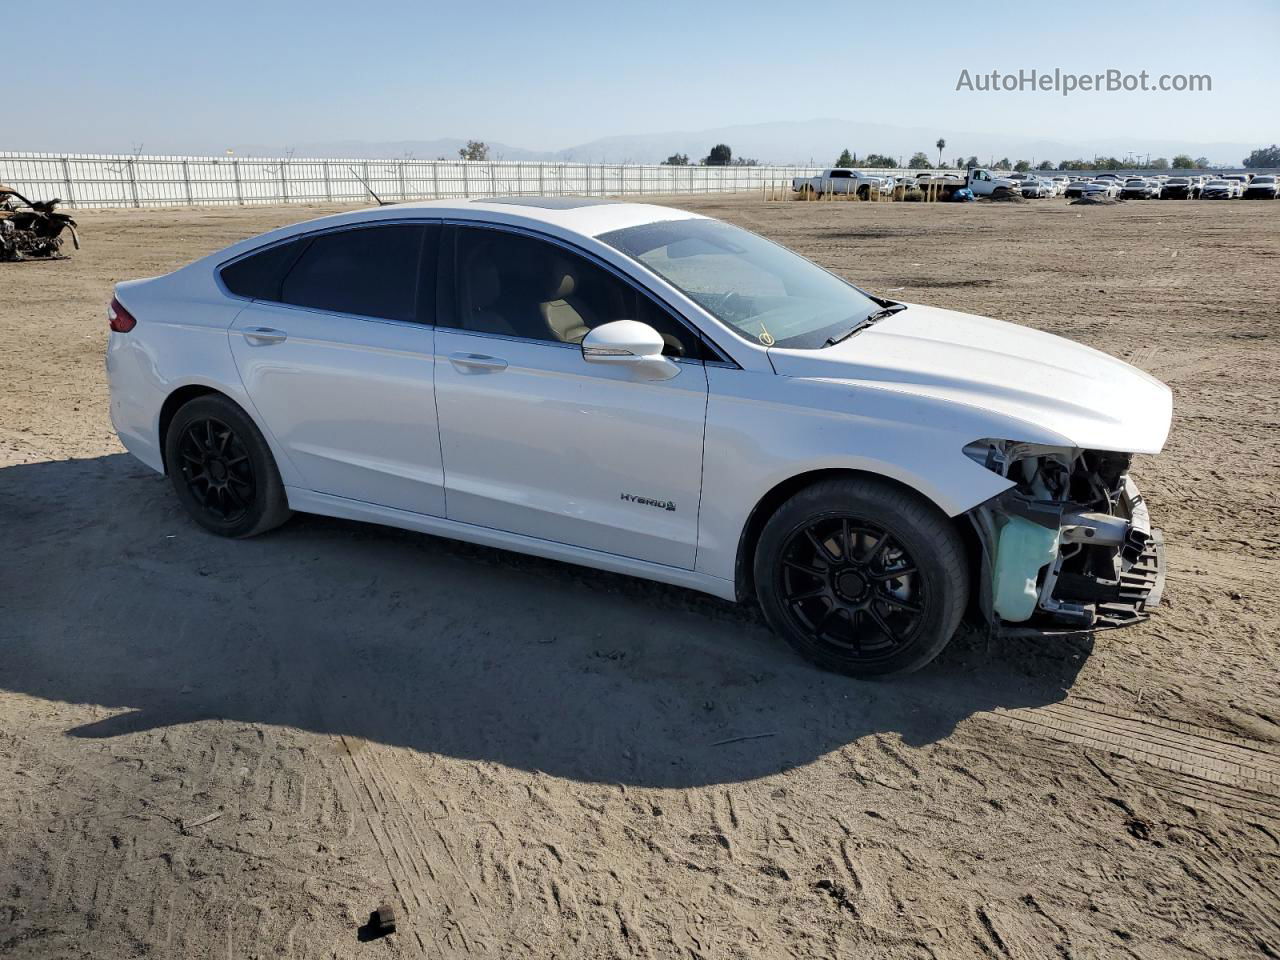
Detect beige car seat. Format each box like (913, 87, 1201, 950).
(539, 263, 596, 343)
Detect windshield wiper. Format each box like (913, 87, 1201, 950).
(823, 303, 907, 346)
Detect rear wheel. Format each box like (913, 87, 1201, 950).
(754, 478, 968, 678)
(164, 394, 291, 538)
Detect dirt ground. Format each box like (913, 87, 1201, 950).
(2, 194, 1278, 959)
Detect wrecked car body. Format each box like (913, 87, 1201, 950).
(0, 186, 79, 261)
(965, 441, 1164, 631)
(766, 301, 1172, 643)
(107, 203, 1171, 677)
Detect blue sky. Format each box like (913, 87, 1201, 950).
(8, 0, 1277, 155)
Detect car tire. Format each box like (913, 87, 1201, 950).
(753, 477, 969, 678)
(164, 393, 292, 538)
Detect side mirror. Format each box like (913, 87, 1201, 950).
(581, 320, 678, 380)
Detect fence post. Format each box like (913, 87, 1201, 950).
(60, 157, 75, 208)
(399, 160, 407, 201)
(233, 159, 243, 204)
(280, 160, 289, 203)
(462, 162, 470, 198)
(538, 163, 544, 195)
(182, 159, 193, 206)
(323, 161, 331, 201)
(127, 158, 140, 208)
(362, 161, 370, 204)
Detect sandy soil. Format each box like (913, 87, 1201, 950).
(2, 196, 1278, 959)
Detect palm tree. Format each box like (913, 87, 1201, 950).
(935, 138, 946, 168)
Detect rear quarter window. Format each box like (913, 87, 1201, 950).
(219, 239, 305, 300)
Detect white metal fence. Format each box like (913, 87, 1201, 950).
(0, 152, 837, 209)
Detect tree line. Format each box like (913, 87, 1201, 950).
(661, 144, 759, 166)
(457, 139, 1279, 170)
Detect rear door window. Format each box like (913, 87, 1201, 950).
(279, 224, 427, 323)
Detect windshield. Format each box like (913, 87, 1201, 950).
(598, 218, 884, 349)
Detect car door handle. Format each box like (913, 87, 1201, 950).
(449, 352, 507, 373)
(242, 327, 287, 346)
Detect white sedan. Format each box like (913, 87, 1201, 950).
(1019, 178, 1052, 198)
(106, 198, 1171, 677)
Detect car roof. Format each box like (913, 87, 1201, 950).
(372, 197, 703, 237)
(205, 198, 708, 266)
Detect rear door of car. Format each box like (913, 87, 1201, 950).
(432, 223, 710, 569)
(226, 221, 447, 516)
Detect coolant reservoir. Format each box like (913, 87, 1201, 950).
(992, 516, 1060, 622)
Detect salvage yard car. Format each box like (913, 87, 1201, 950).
(105, 199, 1171, 677)
(1019, 178, 1051, 199)
(1222, 174, 1249, 197)
(1243, 174, 1279, 199)
(1120, 178, 1160, 199)
(1201, 178, 1235, 199)
(792, 168, 892, 199)
(1161, 176, 1199, 199)
(915, 167, 1018, 199)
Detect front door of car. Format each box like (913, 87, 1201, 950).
(433, 225, 709, 569)
(228, 222, 447, 517)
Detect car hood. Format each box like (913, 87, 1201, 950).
(767, 304, 1172, 453)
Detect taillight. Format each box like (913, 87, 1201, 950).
(108, 297, 136, 333)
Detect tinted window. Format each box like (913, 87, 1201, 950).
(220, 239, 304, 300)
(450, 227, 704, 359)
(280, 224, 425, 322)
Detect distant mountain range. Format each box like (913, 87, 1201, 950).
(231, 119, 1256, 167)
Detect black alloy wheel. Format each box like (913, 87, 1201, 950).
(754, 477, 968, 678)
(164, 393, 291, 538)
(176, 417, 256, 524)
(776, 516, 924, 664)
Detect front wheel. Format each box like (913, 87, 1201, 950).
(754, 478, 969, 678)
(164, 393, 292, 538)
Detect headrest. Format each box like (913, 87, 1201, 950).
(543, 260, 576, 300)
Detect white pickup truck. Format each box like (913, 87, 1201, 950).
(792, 168, 894, 199)
(915, 168, 1018, 198)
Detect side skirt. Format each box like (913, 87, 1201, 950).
(285, 487, 740, 603)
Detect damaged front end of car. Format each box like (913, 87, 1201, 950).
(964, 439, 1165, 633)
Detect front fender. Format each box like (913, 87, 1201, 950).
(695, 368, 1050, 583)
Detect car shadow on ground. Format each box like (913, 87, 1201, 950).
(1, 454, 1093, 788)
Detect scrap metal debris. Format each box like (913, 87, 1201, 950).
(357, 903, 397, 941)
(0, 186, 79, 261)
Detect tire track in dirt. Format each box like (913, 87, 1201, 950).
(332, 735, 513, 956)
(364, 744, 508, 953)
(331, 736, 436, 956)
(980, 701, 1280, 821)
